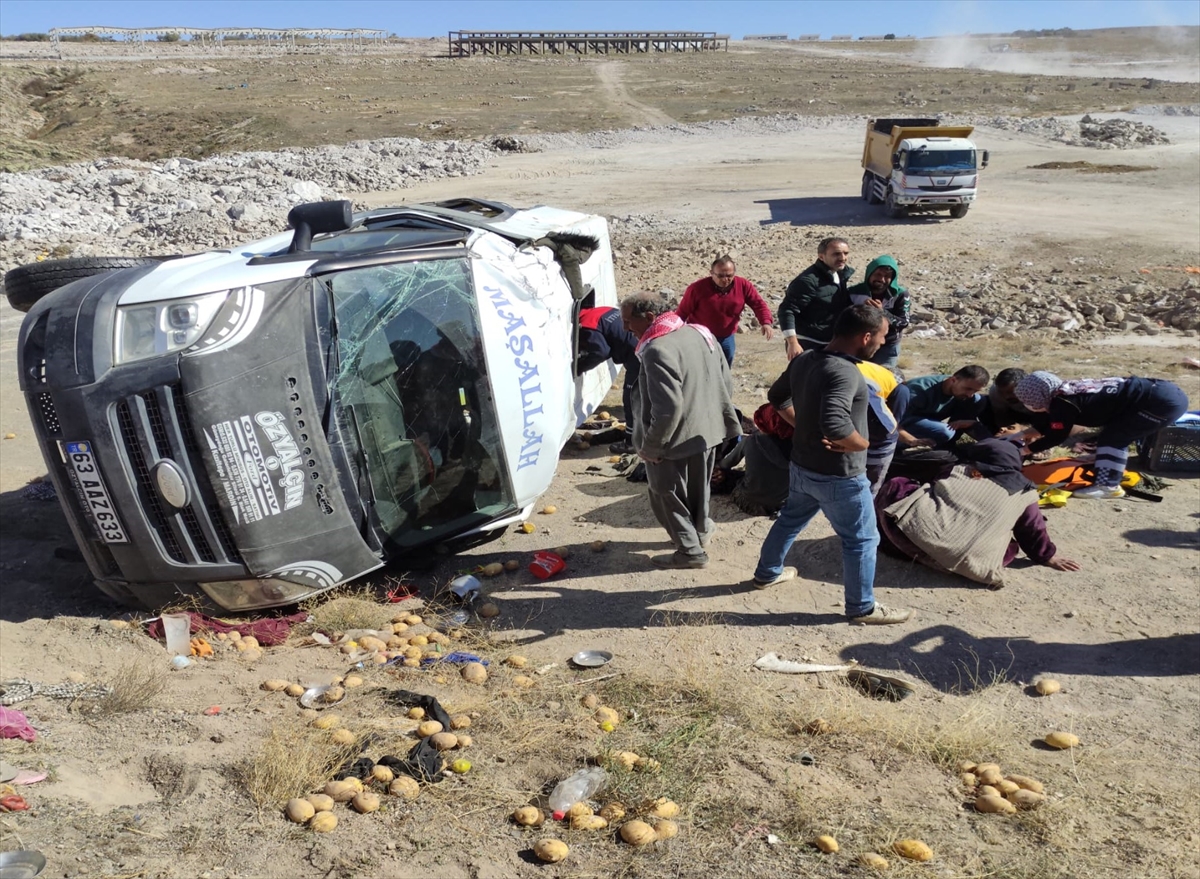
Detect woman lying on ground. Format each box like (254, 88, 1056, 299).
(875, 437, 1080, 589)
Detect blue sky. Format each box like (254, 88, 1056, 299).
(1, 0, 1197, 39)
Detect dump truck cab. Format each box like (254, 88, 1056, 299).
(861, 117, 989, 219)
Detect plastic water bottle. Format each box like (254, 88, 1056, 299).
(548, 767, 607, 820)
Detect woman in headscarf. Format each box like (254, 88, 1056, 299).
(1014, 371, 1188, 499)
(875, 438, 1079, 589)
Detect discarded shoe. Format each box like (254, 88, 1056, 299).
(848, 603, 913, 626)
(753, 566, 797, 590)
(846, 668, 916, 701)
(650, 551, 708, 570)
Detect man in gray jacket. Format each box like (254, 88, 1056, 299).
(622, 292, 742, 569)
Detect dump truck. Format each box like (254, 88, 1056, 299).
(860, 117, 989, 219)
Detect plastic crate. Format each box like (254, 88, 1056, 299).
(1144, 422, 1200, 473)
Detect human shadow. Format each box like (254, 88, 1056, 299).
(756, 197, 959, 228)
(0, 482, 122, 622)
(841, 624, 1200, 692)
(1121, 528, 1200, 549)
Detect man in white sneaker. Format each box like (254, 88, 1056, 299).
(751, 304, 913, 626)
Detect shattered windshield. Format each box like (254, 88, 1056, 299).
(327, 258, 514, 549)
(906, 149, 976, 173)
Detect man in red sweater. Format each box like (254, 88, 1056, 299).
(677, 256, 775, 367)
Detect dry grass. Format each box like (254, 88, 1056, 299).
(84, 656, 167, 716)
(298, 586, 395, 636)
(239, 722, 359, 808)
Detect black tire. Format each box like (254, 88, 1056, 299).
(863, 174, 882, 205)
(4, 256, 160, 313)
(884, 190, 906, 219)
(949, 203, 970, 219)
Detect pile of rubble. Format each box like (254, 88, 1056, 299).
(1077, 115, 1170, 148)
(0, 137, 494, 271)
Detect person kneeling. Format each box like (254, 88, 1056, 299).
(876, 438, 1079, 589)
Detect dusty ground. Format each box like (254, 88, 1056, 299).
(1, 29, 1199, 879)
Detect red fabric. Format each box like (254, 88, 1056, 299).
(676, 276, 774, 338)
(578, 306, 612, 331)
(146, 610, 308, 647)
(753, 403, 794, 441)
(634, 312, 716, 356)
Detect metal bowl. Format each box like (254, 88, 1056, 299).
(570, 649, 613, 668)
(299, 685, 345, 709)
(0, 851, 47, 879)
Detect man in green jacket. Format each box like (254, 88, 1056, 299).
(778, 237, 854, 361)
(839, 254, 910, 370)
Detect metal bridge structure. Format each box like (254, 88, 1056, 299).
(46, 26, 389, 52)
(447, 31, 728, 57)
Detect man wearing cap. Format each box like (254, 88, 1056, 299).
(1015, 371, 1188, 499)
(676, 256, 775, 367)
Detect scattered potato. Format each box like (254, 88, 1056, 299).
(565, 802, 593, 820)
(814, 835, 839, 853)
(352, 791, 380, 814)
(974, 762, 1000, 775)
(449, 714, 471, 730)
(430, 732, 458, 751)
(1035, 678, 1062, 696)
(478, 602, 501, 619)
(599, 802, 626, 822)
(652, 818, 679, 839)
(284, 683, 306, 697)
(240, 647, 263, 662)
(961, 772, 977, 787)
(503, 559, 520, 572)
(322, 687, 345, 703)
(1006, 774, 1044, 793)
(995, 779, 1020, 796)
(389, 777, 420, 801)
(894, 839, 933, 861)
(957, 760, 977, 773)
(261, 679, 288, 692)
(588, 540, 606, 552)
(580, 693, 599, 709)
(343, 675, 364, 688)
(597, 411, 611, 421)
(620, 820, 658, 846)
(513, 674, 535, 688)
(409, 635, 429, 647)
(391, 622, 409, 634)
(456, 734, 473, 749)
(405, 614, 423, 626)
(649, 799, 679, 819)
(417, 720, 444, 737)
(324, 780, 358, 803)
(402, 658, 420, 668)
(311, 714, 340, 730)
(519, 522, 536, 534)
(552, 545, 572, 559)
(513, 806, 545, 826)
(482, 562, 504, 577)
(978, 785, 1000, 798)
(504, 655, 529, 669)
(407, 707, 426, 720)
(404, 646, 422, 660)
(612, 751, 640, 770)
(285, 798, 315, 823)
(309, 812, 337, 832)
(462, 662, 488, 684)
(570, 814, 608, 831)
(978, 767, 1003, 786)
(541, 505, 557, 515)
(372, 765, 395, 785)
(1045, 731, 1079, 749)
(1008, 789, 1046, 810)
(305, 793, 334, 812)
(608, 455, 622, 464)
(594, 706, 620, 726)
(976, 794, 1017, 814)
(858, 852, 889, 870)
(804, 718, 833, 735)
(330, 728, 357, 746)
(533, 839, 569, 863)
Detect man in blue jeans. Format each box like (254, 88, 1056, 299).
(752, 304, 913, 626)
(898, 365, 990, 449)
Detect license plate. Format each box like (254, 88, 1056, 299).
(63, 441, 128, 543)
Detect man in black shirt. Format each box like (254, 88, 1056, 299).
(751, 304, 913, 626)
